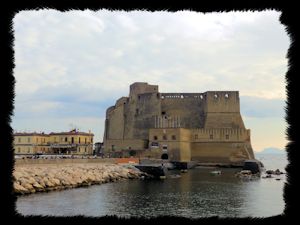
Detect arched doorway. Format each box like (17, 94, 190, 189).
(161, 153, 168, 160)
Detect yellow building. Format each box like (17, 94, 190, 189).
(147, 128, 253, 164)
(49, 130, 94, 154)
(14, 132, 50, 154)
(14, 130, 94, 155)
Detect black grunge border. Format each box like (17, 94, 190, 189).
(0, 1, 297, 225)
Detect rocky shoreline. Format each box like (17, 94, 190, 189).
(13, 163, 144, 195)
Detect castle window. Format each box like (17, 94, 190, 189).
(172, 135, 176, 140)
(210, 134, 213, 139)
(225, 93, 229, 98)
(195, 134, 198, 139)
(154, 136, 158, 140)
(65, 137, 68, 142)
(163, 135, 167, 140)
(226, 134, 229, 139)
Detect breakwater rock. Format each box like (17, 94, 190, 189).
(13, 163, 143, 195)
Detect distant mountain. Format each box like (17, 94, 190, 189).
(256, 147, 285, 155)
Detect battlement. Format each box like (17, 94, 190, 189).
(104, 82, 253, 163)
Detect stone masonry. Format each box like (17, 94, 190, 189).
(103, 82, 255, 164)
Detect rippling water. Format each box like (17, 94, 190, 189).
(16, 153, 288, 218)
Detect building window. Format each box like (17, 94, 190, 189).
(65, 137, 68, 142)
(153, 136, 158, 140)
(79, 137, 81, 143)
(71, 137, 74, 144)
(27, 148, 30, 153)
(36, 138, 38, 142)
(85, 138, 87, 144)
(18, 148, 20, 153)
(195, 134, 198, 139)
(214, 94, 218, 98)
(162, 111, 166, 115)
(172, 135, 176, 140)
(54, 137, 56, 142)
(136, 108, 139, 115)
(163, 135, 167, 140)
(18, 138, 21, 143)
(91, 138, 93, 143)
(210, 134, 213, 139)
(85, 147, 87, 152)
(226, 134, 229, 140)
(28, 138, 30, 143)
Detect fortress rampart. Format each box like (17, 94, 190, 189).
(103, 82, 255, 164)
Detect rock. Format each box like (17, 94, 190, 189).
(14, 182, 29, 194)
(21, 182, 35, 192)
(274, 169, 282, 175)
(44, 179, 55, 187)
(32, 182, 44, 191)
(14, 163, 142, 195)
(13, 171, 24, 180)
(51, 178, 61, 186)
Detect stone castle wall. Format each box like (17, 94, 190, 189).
(103, 82, 254, 163)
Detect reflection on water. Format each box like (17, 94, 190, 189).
(17, 154, 287, 218)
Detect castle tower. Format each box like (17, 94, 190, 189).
(103, 82, 254, 164)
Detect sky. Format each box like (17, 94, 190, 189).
(12, 10, 290, 152)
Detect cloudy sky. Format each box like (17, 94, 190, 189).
(12, 10, 289, 152)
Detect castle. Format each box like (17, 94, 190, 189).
(103, 82, 255, 165)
